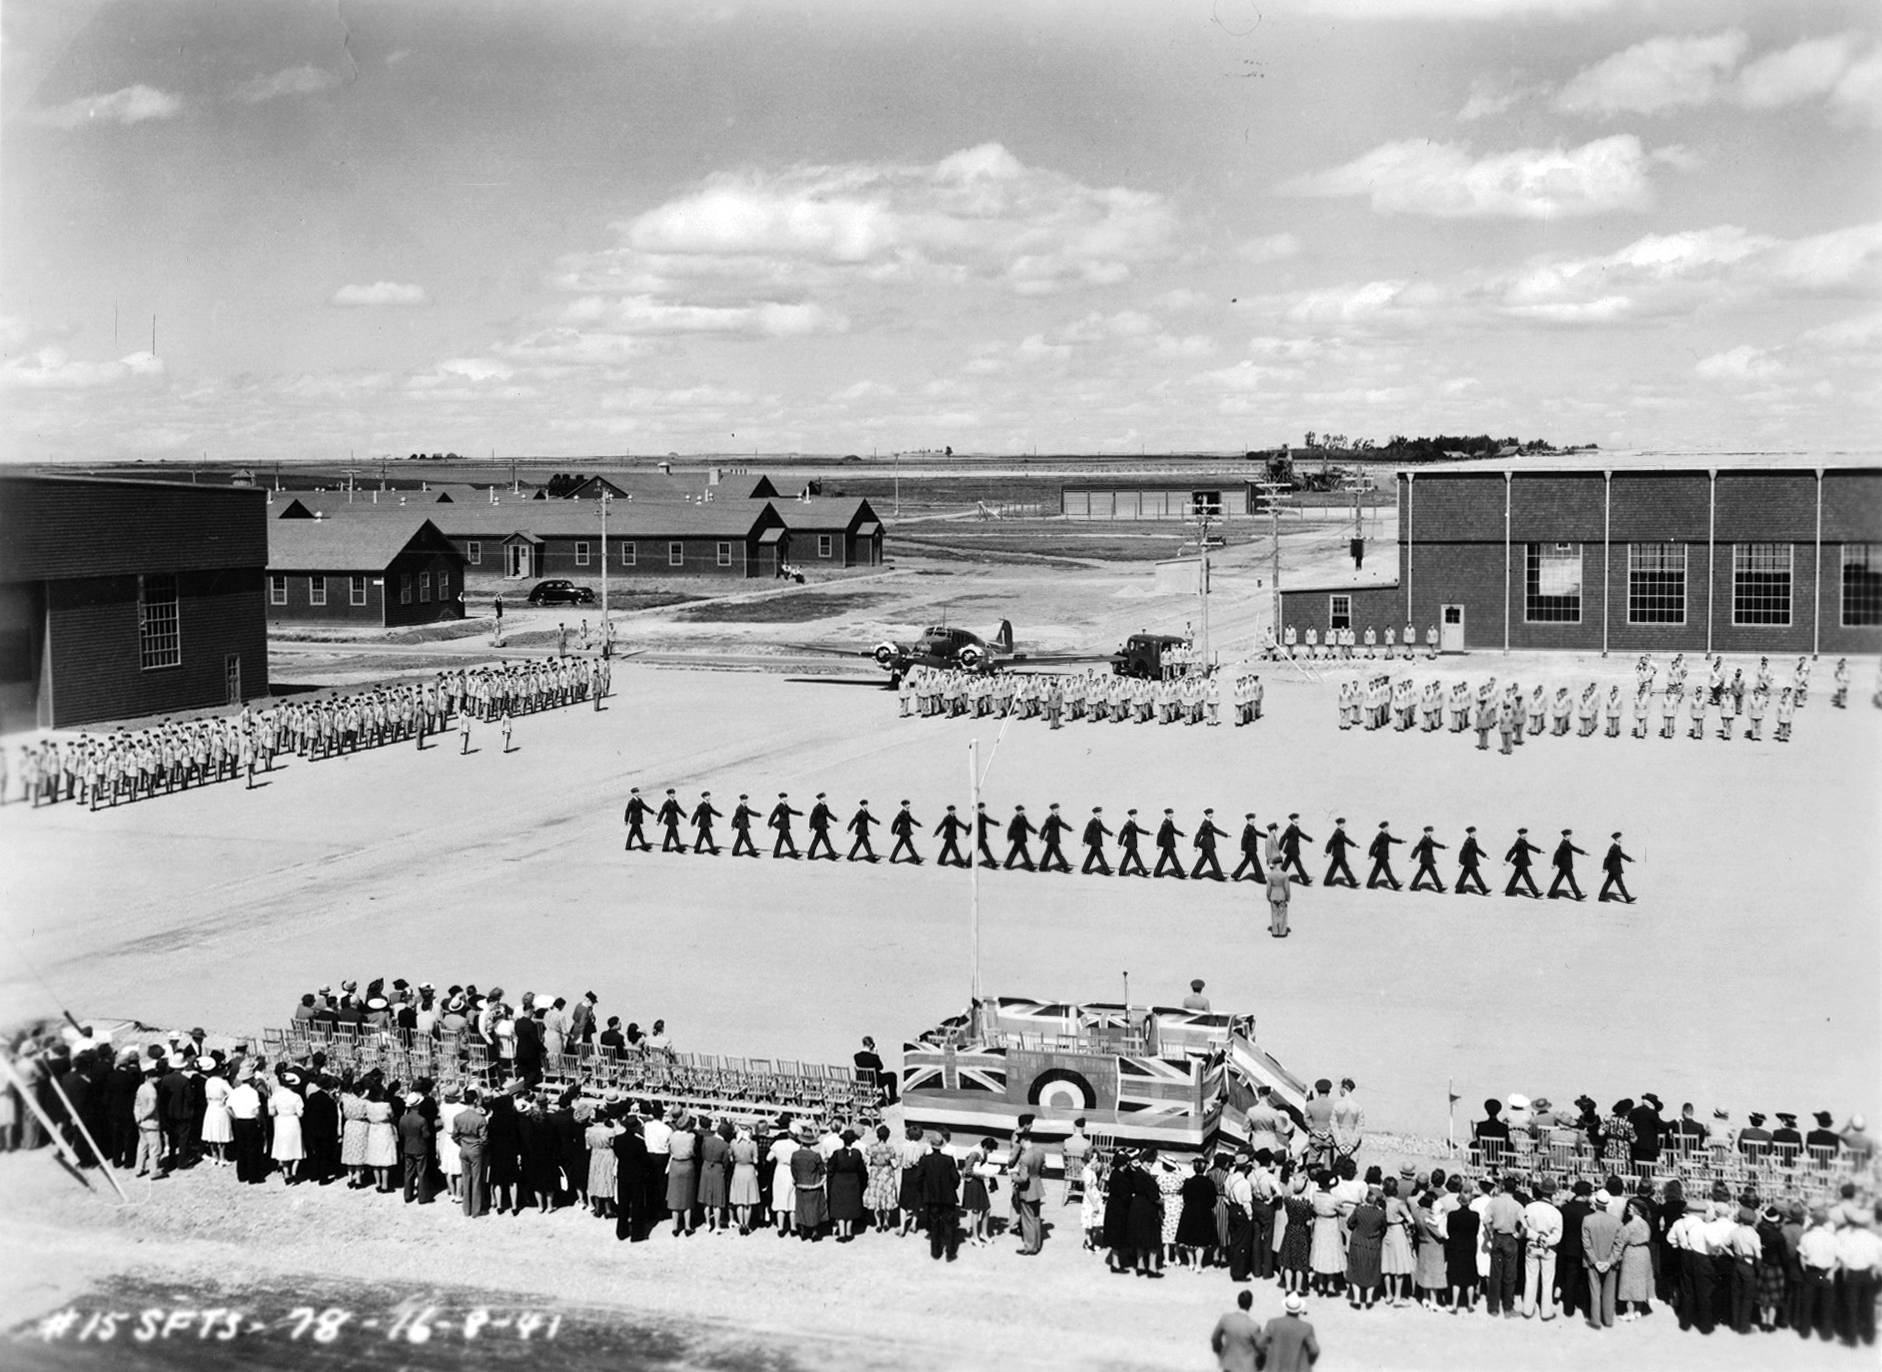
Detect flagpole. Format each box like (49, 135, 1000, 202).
(968, 739, 980, 1012)
(1448, 1076, 1456, 1158)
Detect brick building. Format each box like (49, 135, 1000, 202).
(266, 516, 467, 627)
(0, 475, 269, 731)
(1280, 456, 1882, 656)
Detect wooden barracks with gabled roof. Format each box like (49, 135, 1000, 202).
(266, 515, 467, 627)
(773, 497, 884, 568)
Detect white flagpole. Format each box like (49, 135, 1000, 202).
(969, 739, 980, 1011)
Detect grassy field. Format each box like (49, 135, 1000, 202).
(673, 590, 888, 623)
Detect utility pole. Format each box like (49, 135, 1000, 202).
(599, 490, 611, 626)
(1181, 508, 1219, 673)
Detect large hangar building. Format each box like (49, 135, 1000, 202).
(1279, 455, 1882, 656)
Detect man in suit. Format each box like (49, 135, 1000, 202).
(806, 793, 838, 860)
(623, 787, 652, 851)
(888, 801, 922, 864)
(917, 1131, 962, 1260)
(1013, 1127, 1049, 1254)
(1230, 813, 1266, 882)
(1408, 826, 1447, 892)
(398, 1091, 436, 1204)
(1278, 814, 1314, 884)
(657, 789, 685, 852)
(1365, 822, 1404, 890)
(846, 800, 880, 862)
(1253, 1292, 1319, 1371)
(767, 792, 802, 859)
(1597, 832, 1635, 903)
(1190, 808, 1228, 880)
(1547, 829, 1588, 900)
(690, 792, 722, 854)
(1081, 807, 1113, 874)
(1003, 804, 1037, 870)
(1154, 809, 1187, 878)
(611, 1114, 649, 1241)
(1321, 820, 1358, 888)
(934, 805, 970, 867)
(729, 794, 760, 858)
(1582, 1193, 1624, 1327)
(1504, 827, 1542, 897)
(1454, 826, 1489, 895)
(974, 802, 999, 868)
(1117, 809, 1149, 877)
(1210, 1290, 1262, 1372)
(1556, 1179, 1593, 1320)
(1037, 804, 1073, 873)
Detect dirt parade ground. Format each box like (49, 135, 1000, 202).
(1, 627, 1878, 1370)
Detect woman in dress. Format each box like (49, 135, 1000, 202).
(728, 1125, 761, 1235)
(1309, 1170, 1348, 1297)
(484, 1088, 522, 1215)
(584, 1104, 620, 1219)
(697, 1119, 732, 1234)
(1754, 1204, 1789, 1331)
(959, 1138, 995, 1246)
(666, 1113, 699, 1236)
(436, 1088, 465, 1202)
(1344, 1185, 1388, 1309)
(1445, 1185, 1482, 1313)
(1380, 1175, 1417, 1308)
(766, 1125, 798, 1234)
(200, 1066, 233, 1167)
(863, 1125, 899, 1231)
(339, 1081, 370, 1188)
(1174, 1159, 1221, 1269)
(517, 1098, 560, 1214)
(268, 1072, 305, 1185)
(789, 1125, 828, 1240)
(1617, 1198, 1654, 1321)
(826, 1128, 867, 1242)
(1102, 1154, 1136, 1272)
(1279, 1171, 1315, 1295)
(362, 1082, 398, 1192)
(1127, 1153, 1166, 1277)
(1079, 1153, 1105, 1251)
(896, 1125, 926, 1238)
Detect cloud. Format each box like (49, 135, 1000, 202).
(1693, 345, 1781, 381)
(1303, 0, 1613, 16)
(1237, 233, 1300, 264)
(231, 65, 344, 104)
(1455, 77, 1546, 121)
(553, 295, 847, 338)
(0, 349, 165, 390)
(28, 84, 181, 129)
(1277, 135, 1661, 218)
(330, 281, 429, 307)
(1830, 49, 1882, 127)
(1736, 34, 1861, 109)
(1555, 30, 1748, 115)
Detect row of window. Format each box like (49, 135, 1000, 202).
(268, 571, 453, 608)
(1522, 542, 1882, 628)
(465, 537, 833, 567)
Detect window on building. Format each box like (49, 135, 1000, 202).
(818, 534, 833, 558)
(621, 542, 636, 566)
(270, 574, 287, 606)
(668, 542, 684, 567)
(1627, 543, 1686, 624)
(350, 575, 367, 606)
(574, 541, 590, 567)
(1844, 544, 1882, 627)
(1524, 543, 1582, 623)
(1190, 491, 1223, 517)
(437, 570, 450, 599)
(1732, 543, 1792, 625)
(717, 541, 732, 567)
(309, 575, 327, 607)
(467, 540, 482, 566)
(137, 574, 181, 669)
(1329, 595, 1352, 631)
(400, 573, 413, 605)
(419, 572, 432, 602)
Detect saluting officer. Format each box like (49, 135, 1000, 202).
(1454, 826, 1489, 895)
(846, 800, 880, 862)
(888, 800, 922, 865)
(1408, 826, 1447, 892)
(1546, 828, 1587, 901)
(1153, 808, 1187, 879)
(691, 791, 723, 855)
(1038, 804, 1073, 873)
(1230, 813, 1266, 883)
(1365, 822, 1404, 890)
(934, 805, 970, 867)
(729, 794, 760, 858)
(1278, 814, 1314, 885)
(1081, 807, 1113, 875)
(1503, 827, 1542, 898)
(624, 787, 653, 851)
(1322, 820, 1359, 889)
(657, 789, 686, 852)
(768, 792, 803, 858)
(1190, 809, 1228, 881)
(1598, 831, 1635, 904)
(806, 792, 839, 861)
(1003, 805, 1037, 870)
(1117, 809, 1149, 877)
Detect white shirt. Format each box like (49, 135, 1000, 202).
(1834, 1225, 1882, 1274)
(641, 1119, 672, 1156)
(226, 1083, 262, 1120)
(1523, 1200, 1564, 1250)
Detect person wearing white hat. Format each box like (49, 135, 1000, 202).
(1505, 1094, 1534, 1132)
(1253, 1291, 1320, 1372)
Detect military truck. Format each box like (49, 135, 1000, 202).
(1109, 632, 1188, 678)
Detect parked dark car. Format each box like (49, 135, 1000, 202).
(525, 579, 596, 606)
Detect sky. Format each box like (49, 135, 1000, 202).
(2, 0, 1879, 463)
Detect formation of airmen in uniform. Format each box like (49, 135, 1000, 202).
(3, 654, 609, 811)
(1265, 622, 1437, 662)
(1336, 652, 1845, 753)
(622, 787, 1634, 903)
(898, 665, 1266, 729)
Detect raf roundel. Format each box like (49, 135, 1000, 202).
(1026, 1066, 1097, 1112)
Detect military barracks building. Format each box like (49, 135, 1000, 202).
(0, 475, 270, 731)
(1279, 455, 1882, 656)
(266, 515, 467, 628)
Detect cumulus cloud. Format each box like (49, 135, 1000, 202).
(1456, 77, 1546, 121)
(1275, 135, 1663, 218)
(28, 85, 181, 129)
(1305, 0, 1613, 16)
(1693, 345, 1781, 381)
(1828, 49, 1882, 127)
(0, 349, 165, 390)
(1555, 31, 1748, 115)
(232, 65, 344, 104)
(1237, 233, 1300, 264)
(553, 295, 847, 338)
(330, 281, 429, 307)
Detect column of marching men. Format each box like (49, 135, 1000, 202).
(1338, 652, 1854, 753)
(1, 654, 610, 810)
(898, 665, 1267, 728)
(623, 787, 1636, 905)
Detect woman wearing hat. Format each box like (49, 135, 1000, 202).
(1617, 1198, 1654, 1321)
(1309, 1171, 1348, 1298)
(862, 1125, 899, 1233)
(1379, 1174, 1416, 1308)
(437, 1087, 466, 1203)
(584, 1099, 621, 1219)
(666, 1112, 700, 1237)
(766, 1125, 798, 1235)
(200, 1062, 233, 1167)
(339, 1079, 370, 1189)
(827, 1128, 867, 1242)
(1277, 1170, 1314, 1296)
(698, 1119, 733, 1235)
(268, 1070, 305, 1185)
(789, 1123, 829, 1240)
(728, 1123, 761, 1235)
(362, 1082, 398, 1193)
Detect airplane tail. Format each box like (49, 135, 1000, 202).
(993, 619, 1014, 652)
